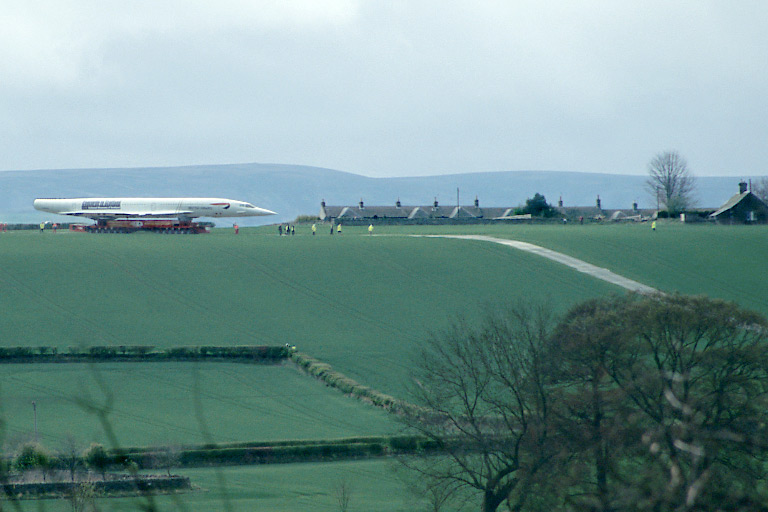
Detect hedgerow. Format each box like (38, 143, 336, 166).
(289, 352, 399, 411)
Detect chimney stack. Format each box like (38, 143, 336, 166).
(739, 181, 748, 194)
(596, 195, 602, 209)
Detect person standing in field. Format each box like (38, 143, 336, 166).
(337, 223, 342, 234)
(368, 224, 373, 235)
(652, 220, 656, 231)
(39, 222, 45, 233)
(312, 223, 316, 235)
(234, 223, 239, 235)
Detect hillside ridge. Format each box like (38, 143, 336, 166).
(1, 163, 753, 225)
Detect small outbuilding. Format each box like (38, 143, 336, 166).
(710, 182, 768, 224)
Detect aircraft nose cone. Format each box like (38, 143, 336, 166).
(253, 207, 276, 216)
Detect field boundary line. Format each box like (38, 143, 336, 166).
(289, 351, 402, 411)
(413, 234, 658, 294)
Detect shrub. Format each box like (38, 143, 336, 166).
(0, 347, 33, 358)
(166, 347, 200, 359)
(521, 193, 556, 217)
(83, 443, 110, 478)
(294, 214, 320, 223)
(88, 346, 117, 359)
(126, 346, 154, 356)
(14, 443, 50, 473)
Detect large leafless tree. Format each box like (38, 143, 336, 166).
(401, 304, 562, 512)
(646, 151, 696, 214)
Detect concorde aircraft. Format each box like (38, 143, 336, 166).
(33, 197, 276, 222)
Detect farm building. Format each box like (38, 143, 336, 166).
(710, 182, 768, 224)
(319, 197, 653, 224)
(319, 198, 524, 224)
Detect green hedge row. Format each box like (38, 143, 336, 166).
(289, 352, 400, 411)
(0, 345, 289, 362)
(10, 436, 439, 472)
(104, 435, 439, 469)
(165, 346, 288, 359)
(115, 435, 435, 455)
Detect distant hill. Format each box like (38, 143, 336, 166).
(0, 163, 754, 225)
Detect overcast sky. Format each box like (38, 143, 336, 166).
(2, 1, 767, 177)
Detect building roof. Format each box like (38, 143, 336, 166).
(710, 191, 750, 218)
(320, 201, 651, 221)
(321, 202, 521, 220)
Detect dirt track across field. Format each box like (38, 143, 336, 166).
(416, 234, 658, 294)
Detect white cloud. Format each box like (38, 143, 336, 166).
(0, 0, 359, 88)
(1, 1, 768, 175)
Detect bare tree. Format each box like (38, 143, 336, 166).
(751, 177, 768, 204)
(154, 445, 182, 477)
(393, 460, 472, 512)
(401, 304, 561, 512)
(59, 436, 84, 483)
(334, 477, 353, 512)
(646, 151, 696, 214)
(68, 481, 96, 512)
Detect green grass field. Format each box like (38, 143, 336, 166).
(3, 222, 767, 511)
(1, 362, 399, 448)
(15, 460, 418, 512)
(0, 227, 621, 397)
(379, 221, 768, 315)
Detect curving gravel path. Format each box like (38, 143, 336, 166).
(416, 234, 658, 294)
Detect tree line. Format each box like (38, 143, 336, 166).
(401, 293, 768, 512)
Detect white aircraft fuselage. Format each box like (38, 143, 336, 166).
(33, 197, 276, 222)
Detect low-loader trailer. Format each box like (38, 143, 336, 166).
(70, 219, 211, 234)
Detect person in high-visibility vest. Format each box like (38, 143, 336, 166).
(311, 223, 316, 235)
(368, 224, 373, 235)
(337, 223, 342, 234)
(39, 222, 45, 233)
(651, 220, 656, 231)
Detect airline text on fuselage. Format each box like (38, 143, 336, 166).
(82, 200, 121, 210)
